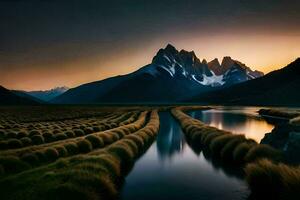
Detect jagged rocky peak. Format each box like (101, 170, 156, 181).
(149, 44, 263, 87)
(152, 44, 179, 65)
(208, 58, 222, 75)
(164, 43, 178, 54)
(179, 49, 202, 66)
(221, 56, 236, 71)
(150, 44, 213, 80)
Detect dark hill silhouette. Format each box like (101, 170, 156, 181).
(0, 86, 40, 105)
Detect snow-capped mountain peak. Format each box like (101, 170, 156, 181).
(148, 44, 263, 87)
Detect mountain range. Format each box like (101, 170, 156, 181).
(1, 44, 298, 106)
(52, 44, 263, 104)
(20, 87, 69, 101)
(188, 58, 300, 106)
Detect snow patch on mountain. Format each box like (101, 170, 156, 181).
(192, 71, 224, 87)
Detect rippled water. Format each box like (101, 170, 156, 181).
(121, 108, 271, 200)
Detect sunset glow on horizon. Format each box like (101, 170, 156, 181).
(1, 0, 300, 91)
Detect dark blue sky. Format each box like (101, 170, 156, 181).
(1, 0, 300, 90)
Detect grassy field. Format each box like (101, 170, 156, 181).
(0, 106, 160, 199)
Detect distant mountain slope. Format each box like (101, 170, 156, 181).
(52, 44, 263, 104)
(12, 90, 45, 104)
(0, 86, 40, 105)
(24, 87, 68, 101)
(188, 58, 300, 106)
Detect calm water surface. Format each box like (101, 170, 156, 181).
(121, 107, 277, 200)
(190, 106, 275, 142)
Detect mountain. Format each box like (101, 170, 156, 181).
(208, 56, 264, 80)
(24, 87, 69, 101)
(0, 86, 40, 105)
(52, 44, 262, 104)
(188, 58, 300, 106)
(12, 90, 45, 104)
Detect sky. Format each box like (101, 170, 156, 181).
(0, 0, 300, 91)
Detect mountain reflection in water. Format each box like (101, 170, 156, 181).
(121, 111, 249, 200)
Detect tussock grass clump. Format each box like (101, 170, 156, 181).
(85, 135, 104, 149)
(73, 154, 121, 179)
(43, 132, 54, 142)
(120, 139, 139, 155)
(49, 171, 118, 200)
(110, 132, 121, 141)
(6, 131, 17, 138)
(245, 144, 283, 163)
(202, 132, 224, 148)
(74, 129, 85, 137)
(31, 135, 44, 145)
(0, 156, 30, 174)
(124, 135, 144, 149)
(220, 135, 246, 161)
(55, 146, 68, 157)
(29, 130, 41, 137)
(233, 142, 255, 163)
(137, 131, 151, 145)
(21, 153, 39, 165)
(112, 129, 126, 138)
(209, 134, 238, 157)
(65, 131, 75, 138)
(77, 139, 93, 153)
(107, 143, 135, 169)
(64, 143, 79, 155)
(46, 182, 97, 200)
(7, 139, 23, 149)
(92, 126, 101, 132)
(20, 137, 32, 146)
(99, 133, 115, 145)
(55, 133, 68, 141)
(245, 159, 300, 200)
(44, 148, 59, 161)
(17, 131, 28, 138)
(83, 127, 93, 134)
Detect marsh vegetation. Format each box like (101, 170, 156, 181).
(0, 106, 299, 200)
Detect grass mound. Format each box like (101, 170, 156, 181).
(245, 144, 283, 163)
(55, 133, 68, 141)
(220, 136, 246, 161)
(85, 135, 104, 148)
(44, 148, 59, 161)
(245, 159, 300, 200)
(233, 142, 255, 163)
(20, 137, 32, 146)
(209, 134, 238, 157)
(31, 135, 44, 145)
(21, 153, 39, 165)
(77, 139, 93, 153)
(7, 139, 23, 149)
(64, 143, 79, 155)
(0, 156, 30, 174)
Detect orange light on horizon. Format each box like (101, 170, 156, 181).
(1, 33, 299, 91)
